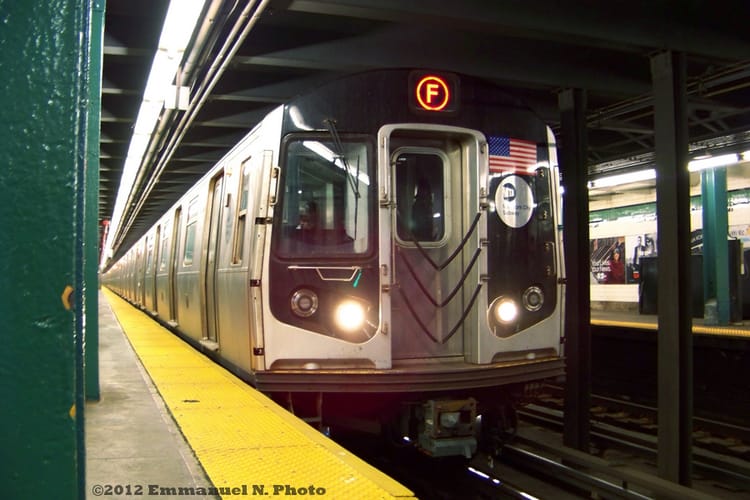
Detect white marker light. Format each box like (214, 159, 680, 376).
(494, 298, 518, 324)
(334, 300, 365, 332)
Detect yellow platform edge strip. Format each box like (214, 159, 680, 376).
(102, 288, 415, 499)
(591, 318, 750, 337)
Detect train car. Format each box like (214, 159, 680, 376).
(103, 69, 565, 457)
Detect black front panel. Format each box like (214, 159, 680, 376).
(269, 132, 379, 342)
(486, 166, 558, 335)
(280, 69, 549, 144)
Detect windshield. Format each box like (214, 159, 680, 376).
(274, 136, 373, 257)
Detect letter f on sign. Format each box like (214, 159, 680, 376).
(426, 83, 439, 104)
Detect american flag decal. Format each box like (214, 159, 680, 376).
(488, 136, 537, 174)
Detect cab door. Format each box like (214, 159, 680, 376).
(379, 125, 487, 362)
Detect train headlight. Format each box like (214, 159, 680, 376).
(334, 300, 366, 333)
(291, 289, 318, 318)
(491, 297, 518, 324)
(522, 286, 544, 312)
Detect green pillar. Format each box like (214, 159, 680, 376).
(0, 1, 92, 499)
(701, 167, 730, 325)
(85, 0, 106, 401)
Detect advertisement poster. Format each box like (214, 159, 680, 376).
(590, 234, 656, 284)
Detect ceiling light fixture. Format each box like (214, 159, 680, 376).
(588, 169, 656, 189)
(102, 0, 206, 268)
(687, 153, 739, 172)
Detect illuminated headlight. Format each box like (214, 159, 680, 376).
(291, 289, 318, 318)
(334, 300, 366, 333)
(439, 411, 461, 429)
(492, 297, 518, 324)
(522, 286, 544, 312)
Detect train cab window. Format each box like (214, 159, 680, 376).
(275, 136, 373, 257)
(395, 151, 446, 243)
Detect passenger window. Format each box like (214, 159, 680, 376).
(183, 197, 199, 265)
(395, 151, 445, 243)
(146, 235, 154, 272)
(158, 222, 170, 272)
(232, 159, 251, 264)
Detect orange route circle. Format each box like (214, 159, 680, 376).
(415, 75, 450, 111)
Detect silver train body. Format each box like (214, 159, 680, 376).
(103, 70, 565, 457)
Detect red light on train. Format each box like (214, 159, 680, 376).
(409, 71, 459, 114)
(416, 75, 450, 111)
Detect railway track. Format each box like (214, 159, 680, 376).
(527, 385, 750, 460)
(516, 387, 750, 496)
(327, 383, 750, 499)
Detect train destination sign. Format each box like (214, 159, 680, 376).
(409, 71, 459, 113)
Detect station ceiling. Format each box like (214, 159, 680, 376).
(100, 0, 750, 262)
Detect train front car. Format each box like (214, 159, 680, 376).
(261, 70, 565, 457)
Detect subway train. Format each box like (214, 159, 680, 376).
(102, 69, 565, 458)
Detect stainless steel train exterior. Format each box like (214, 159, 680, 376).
(103, 69, 565, 457)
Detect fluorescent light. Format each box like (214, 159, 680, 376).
(688, 153, 738, 172)
(159, 0, 205, 52)
(143, 51, 181, 101)
(588, 169, 655, 189)
(102, 0, 206, 269)
(132, 101, 164, 135)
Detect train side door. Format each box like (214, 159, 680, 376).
(152, 225, 160, 314)
(168, 207, 182, 325)
(204, 173, 224, 347)
(379, 125, 486, 362)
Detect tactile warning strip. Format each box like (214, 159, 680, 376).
(592, 317, 750, 337)
(103, 288, 414, 499)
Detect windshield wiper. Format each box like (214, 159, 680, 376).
(323, 118, 360, 199)
(323, 118, 360, 240)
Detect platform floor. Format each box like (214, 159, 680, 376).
(87, 292, 216, 499)
(89, 289, 414, 499)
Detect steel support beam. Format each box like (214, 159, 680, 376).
(85, 0, 106, 401)
(650, 51, 693, 486)
(559, 88, 591, 452)
(0, 0, 92, 498)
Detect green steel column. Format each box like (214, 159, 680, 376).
(701, 168, 730, 325)
(0, 1, 92, 499)
(85, 0, 106, 401)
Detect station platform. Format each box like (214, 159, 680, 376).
(591, 309, 750, 338)
(88, 289, 414, 499)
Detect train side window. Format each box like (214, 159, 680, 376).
(146, 234, 154, 273)
(158, 221, 170, 272)
(232, 159, 251, 264)
(395, 151, 446, 243)
(183, 196, 199, 266)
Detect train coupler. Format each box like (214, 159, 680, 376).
(417, 398, 477, 458)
